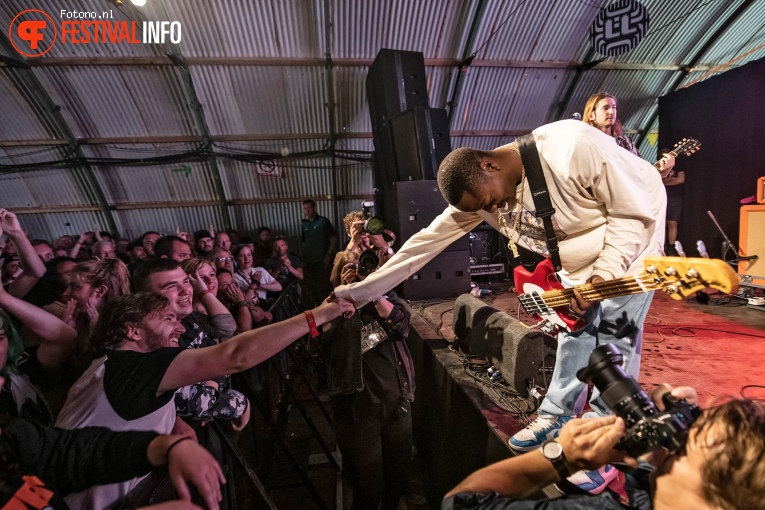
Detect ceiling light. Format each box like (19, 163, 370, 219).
(130, 0, 147, 6)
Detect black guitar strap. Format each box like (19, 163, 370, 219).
(515, 134, 563, 272)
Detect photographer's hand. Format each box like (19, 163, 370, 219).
(650, 383, 699, 410)
(558, 416, 638, 471)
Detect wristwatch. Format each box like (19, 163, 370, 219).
(541, 440, 570, 478)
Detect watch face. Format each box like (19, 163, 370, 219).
(542, 440, 564, 459)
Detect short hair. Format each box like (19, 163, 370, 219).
(231, 243, 252, 260)
(89, 293, 169, 354)
(180, 257, 213, 276)
(694, 399, 765, 509)
(140, 231, 160, 242)
(436, 147, 491, 206)
(343, 211, 365, 237)
(216, 267, 232, 277)
(302, 199, 316, 207)
(126, 240, 141, 251)
(69, 258, 131, 304)
(133, 258, 181, 292)
(31, 239, 53, 250)
(45, 255, 76, 272)
(257, 227, 271, 235)
(92, 239, 115, 253)
(153, 235, 186, 259)
(273, 235, 287, 243)
(582, 92, 623, 137)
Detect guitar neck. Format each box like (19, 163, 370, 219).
(540, 273, 661, 307)
(653, 150, 678, 169)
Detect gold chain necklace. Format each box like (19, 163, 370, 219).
(497, 173, 525, 258)
(497, 141, 525, 258)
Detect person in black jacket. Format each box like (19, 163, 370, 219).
(0, 409, 224, 510)
(325, 250, 415, 510)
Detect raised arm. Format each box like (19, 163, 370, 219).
(0, 274, 77, 368)
(158, 298, 354, 393)
(0, 209, 45, 298)
(334, 206, 482, 306)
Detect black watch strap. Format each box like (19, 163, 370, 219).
(541, 440, 571, 479)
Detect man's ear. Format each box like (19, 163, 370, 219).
(588, 112, 596, 122)
(125, 323, 142, 343)
(480, 157, 501, 173)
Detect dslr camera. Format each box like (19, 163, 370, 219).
(576, 344, 701, 457)
(361, 200, 385, 236)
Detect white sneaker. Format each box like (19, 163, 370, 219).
(508, 415, 573, 452)
(567, 464, 618, 494)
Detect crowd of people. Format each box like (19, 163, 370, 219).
(0, 199, 361, 509)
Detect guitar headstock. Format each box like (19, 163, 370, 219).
(643, 256, 738, 299)
(671, 138, 701, 157)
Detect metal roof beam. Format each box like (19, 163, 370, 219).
(4, 57, 712, 72)
(0, 35, 119, 234)
(0, 130, 538, 148)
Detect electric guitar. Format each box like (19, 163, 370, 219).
(515, 256, 738, 334)
(655, 138, 701, 176)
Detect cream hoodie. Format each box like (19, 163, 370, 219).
(336, 120, 666, 306)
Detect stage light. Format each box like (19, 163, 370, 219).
(130, 0, 147, 6)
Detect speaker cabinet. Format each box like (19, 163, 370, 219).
(453, 294, 545, 395)
(382, 180, 468, 252)
(373, 107, 451, 187)
(366, 49, 430, 133)
(469, 230, 494, 265)
(739, 205, 765, 285)
(398, 250, 470, 301)
(388, 107, 451, 182)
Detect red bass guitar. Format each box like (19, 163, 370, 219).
(514, 256, 738, 334)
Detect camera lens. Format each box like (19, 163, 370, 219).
(357, 249, 380, 276)
(364, 216, 385, 235)
(577, 344, 657, 428)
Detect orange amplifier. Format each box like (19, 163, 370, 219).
(739, 204, 765, 286)
(758, 176, 765, 204)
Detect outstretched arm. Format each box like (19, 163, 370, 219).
(334, 206, 481, 306)
(158, 298, 354, 394)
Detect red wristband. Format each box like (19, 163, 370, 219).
(197, 289, 212, 300)
(304, 310, 319, 338)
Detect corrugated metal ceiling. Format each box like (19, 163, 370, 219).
(1, 0, 764, 242)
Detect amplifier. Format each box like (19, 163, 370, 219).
(469, 263, 505, 276)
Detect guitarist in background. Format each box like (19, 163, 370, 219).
(582, 92, 676, 177)
(659, 147, 686, 255)
(334, 119, 666, 494)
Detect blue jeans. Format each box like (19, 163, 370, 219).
(539, 292, 654, 417)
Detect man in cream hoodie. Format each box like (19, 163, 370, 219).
(335, 119, 666, 490)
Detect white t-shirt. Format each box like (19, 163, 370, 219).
(56, 349, 181, 510)
(233, 266, 277, 300)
